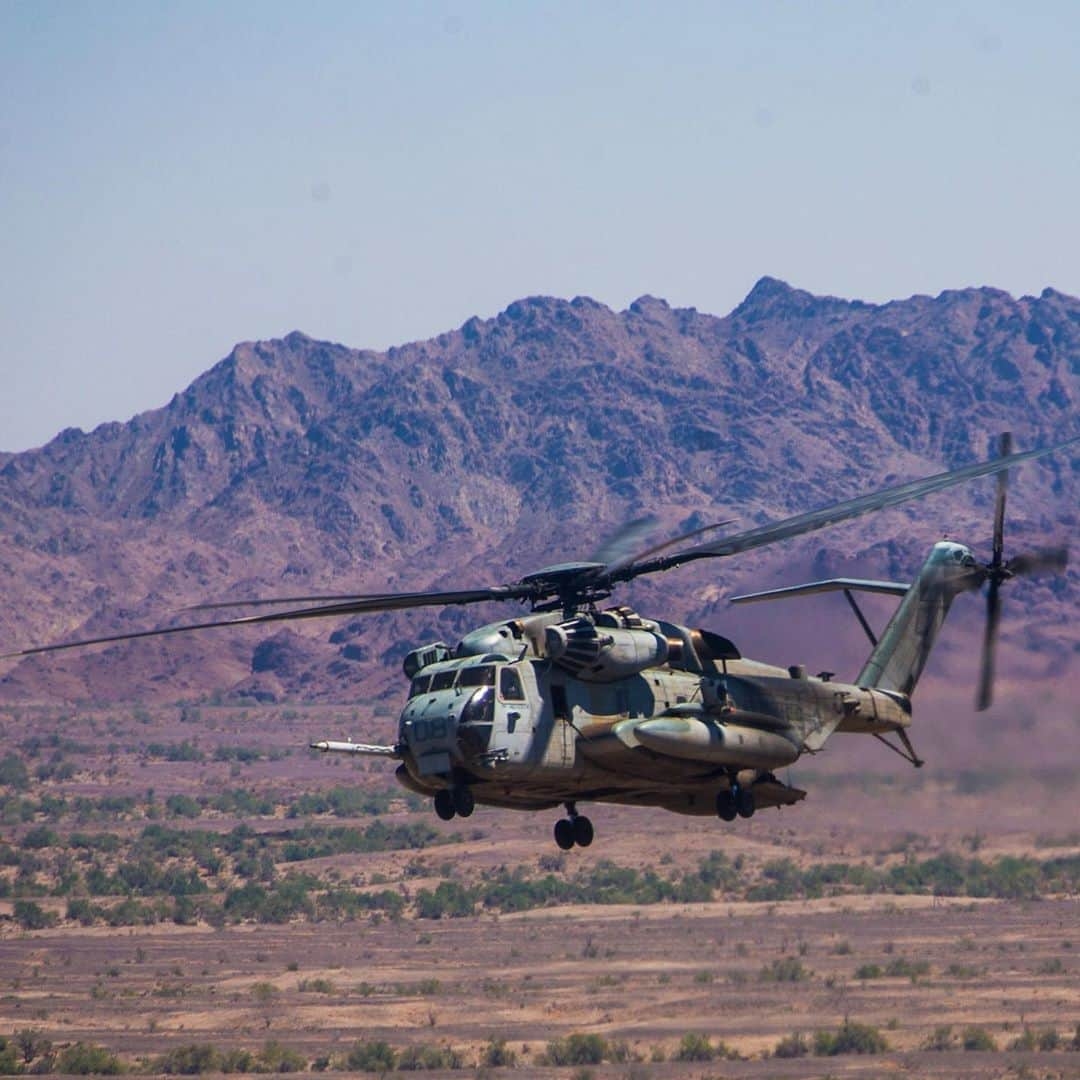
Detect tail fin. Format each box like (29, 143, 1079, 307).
(857, 541, 979, 696)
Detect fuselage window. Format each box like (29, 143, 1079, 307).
(409, 674, 431, 698)
(430, 670, 456, 691)
(499, 668, 525, 701)
(458, 665, 495, 688)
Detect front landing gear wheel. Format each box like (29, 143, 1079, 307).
(735, 785, 756, 819)
(716, 790, 737, 822)
(452, 786, 475, 818)
(554, 818, 575, 850)
(433, 789, 455, 821)
(572, 815, 594, 847)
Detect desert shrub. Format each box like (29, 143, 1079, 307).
(253, 1041, 305, 1073)
(13, 900, 56, 930)
(759, 956, 808, 982)
(13, 1029, 52, 1067)
(1037, 957, 1066, 975)
(157, 1043, 220, 1074)
(297, 978, 335, 994)
(219, 1049, 255, 1073)
(960, 1026, 997, 1051)
(0, 753, 30, 790)
(885, 956, 930, 978)
(56, 1042, 125, 1074)
(479, 1038, 515, 1067)
(945, 962, 979, 979)
(831, 939, 852, 954)
(20, 827, 60, 850)
(923, 1025, 956, 1051)
(396, 1043, 462, 1070)
(773, 1032, 809, 1058)
(814, 1020, 888, 1056)
(345, 1040, 396, 1072)
(673, 1033, 714, 1062)
(0, 1038, 20, 1076)
(854, 963, 882, 980)
(1008, 1028, 1037, 1051)
(415, 881, 474, 919)
(542, 1034, 609, 1066)
(165, 795, 202, 819)
(1038, 1029, 1060, 1051)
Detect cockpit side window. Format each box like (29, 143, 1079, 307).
(499, 667, 525, 701)
(430, 670, 456, 691)
(458, 665, 495, 688)
(409, 674, 431, 698)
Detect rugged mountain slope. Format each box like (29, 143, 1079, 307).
(0, 278, 1076, 706)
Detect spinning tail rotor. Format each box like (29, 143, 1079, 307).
(974, 433, 1069, 711)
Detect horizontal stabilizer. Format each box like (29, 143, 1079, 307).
(729, 578, 909, 605)
(310, 740, 400, 758)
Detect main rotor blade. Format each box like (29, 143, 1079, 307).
(0, 586, 525, 662)
(976, 576, 1003, 711)
(609, 519, 736, 576)
(588, 515, 658, 567)
(643, 434, 1079, 571)
(1006, 546, 1069, 577)
(991, 431, 1012, 569)
(185, 592, 400, 613)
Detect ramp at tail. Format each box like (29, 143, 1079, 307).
(857, 541, 979, 696)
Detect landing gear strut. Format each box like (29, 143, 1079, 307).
(433, 785, 474, 821)
(553, 802, 594, 849)
(716, 781, 755, 821)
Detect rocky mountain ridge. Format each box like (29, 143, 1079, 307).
(0, 277, 1076, 707)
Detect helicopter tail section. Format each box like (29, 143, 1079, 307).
(856, 541, 980, 697)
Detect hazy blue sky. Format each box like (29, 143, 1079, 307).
(2, 1, 1078, 451)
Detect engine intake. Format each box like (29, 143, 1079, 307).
(545, 616, 668, 682)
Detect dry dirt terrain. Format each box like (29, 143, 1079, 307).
(0, 703, 1077, 1078)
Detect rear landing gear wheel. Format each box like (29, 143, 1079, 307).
(572, 815, 594, 848)
(554, 818, 575, 850)
(716, 790, 737, 822)
(735, 785, 756, 819)
(452, 786, 475, 818)
(433, 789, 456, 821)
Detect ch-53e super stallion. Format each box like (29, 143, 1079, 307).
(4, 434, 1074, 850)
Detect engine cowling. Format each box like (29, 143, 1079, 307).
(545, 616, 668, 682)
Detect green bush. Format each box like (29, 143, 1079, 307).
(157, 1044, 220, 1074)
(345, 1041, 396, 1072)
(542, 1034, 609, 1066)
(854, 963, 882, 980)
(0, 753, 30, 791)
(759, 956, 808, 982)
(673, 1033, 714, 1062)
(773, 1032, 809, 1058)
(479, 1037, 515, 1067)
(922, 1025, 956, 1051)
(415, 881, 474, 919)
(814, 1020, 888, 1056)
(0, 1037, 21, 1076)
(56, 1042, 125, 1075)
(396, 1044, 462, 1070)
(960, 1026, 997, 1051)
(13, 900, 56, 931)
(254, 1041, 305, 1073)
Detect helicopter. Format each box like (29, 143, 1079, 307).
(3, 433, 1074, 850)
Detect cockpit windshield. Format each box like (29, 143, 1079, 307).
(429, 670, 456, 692)
(457, 665, 496, 688)
(411, 665, 495, 697)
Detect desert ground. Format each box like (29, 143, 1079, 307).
(0, 701, 1077, 1078)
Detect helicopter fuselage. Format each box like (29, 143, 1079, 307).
(391, 607, 910, 819)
